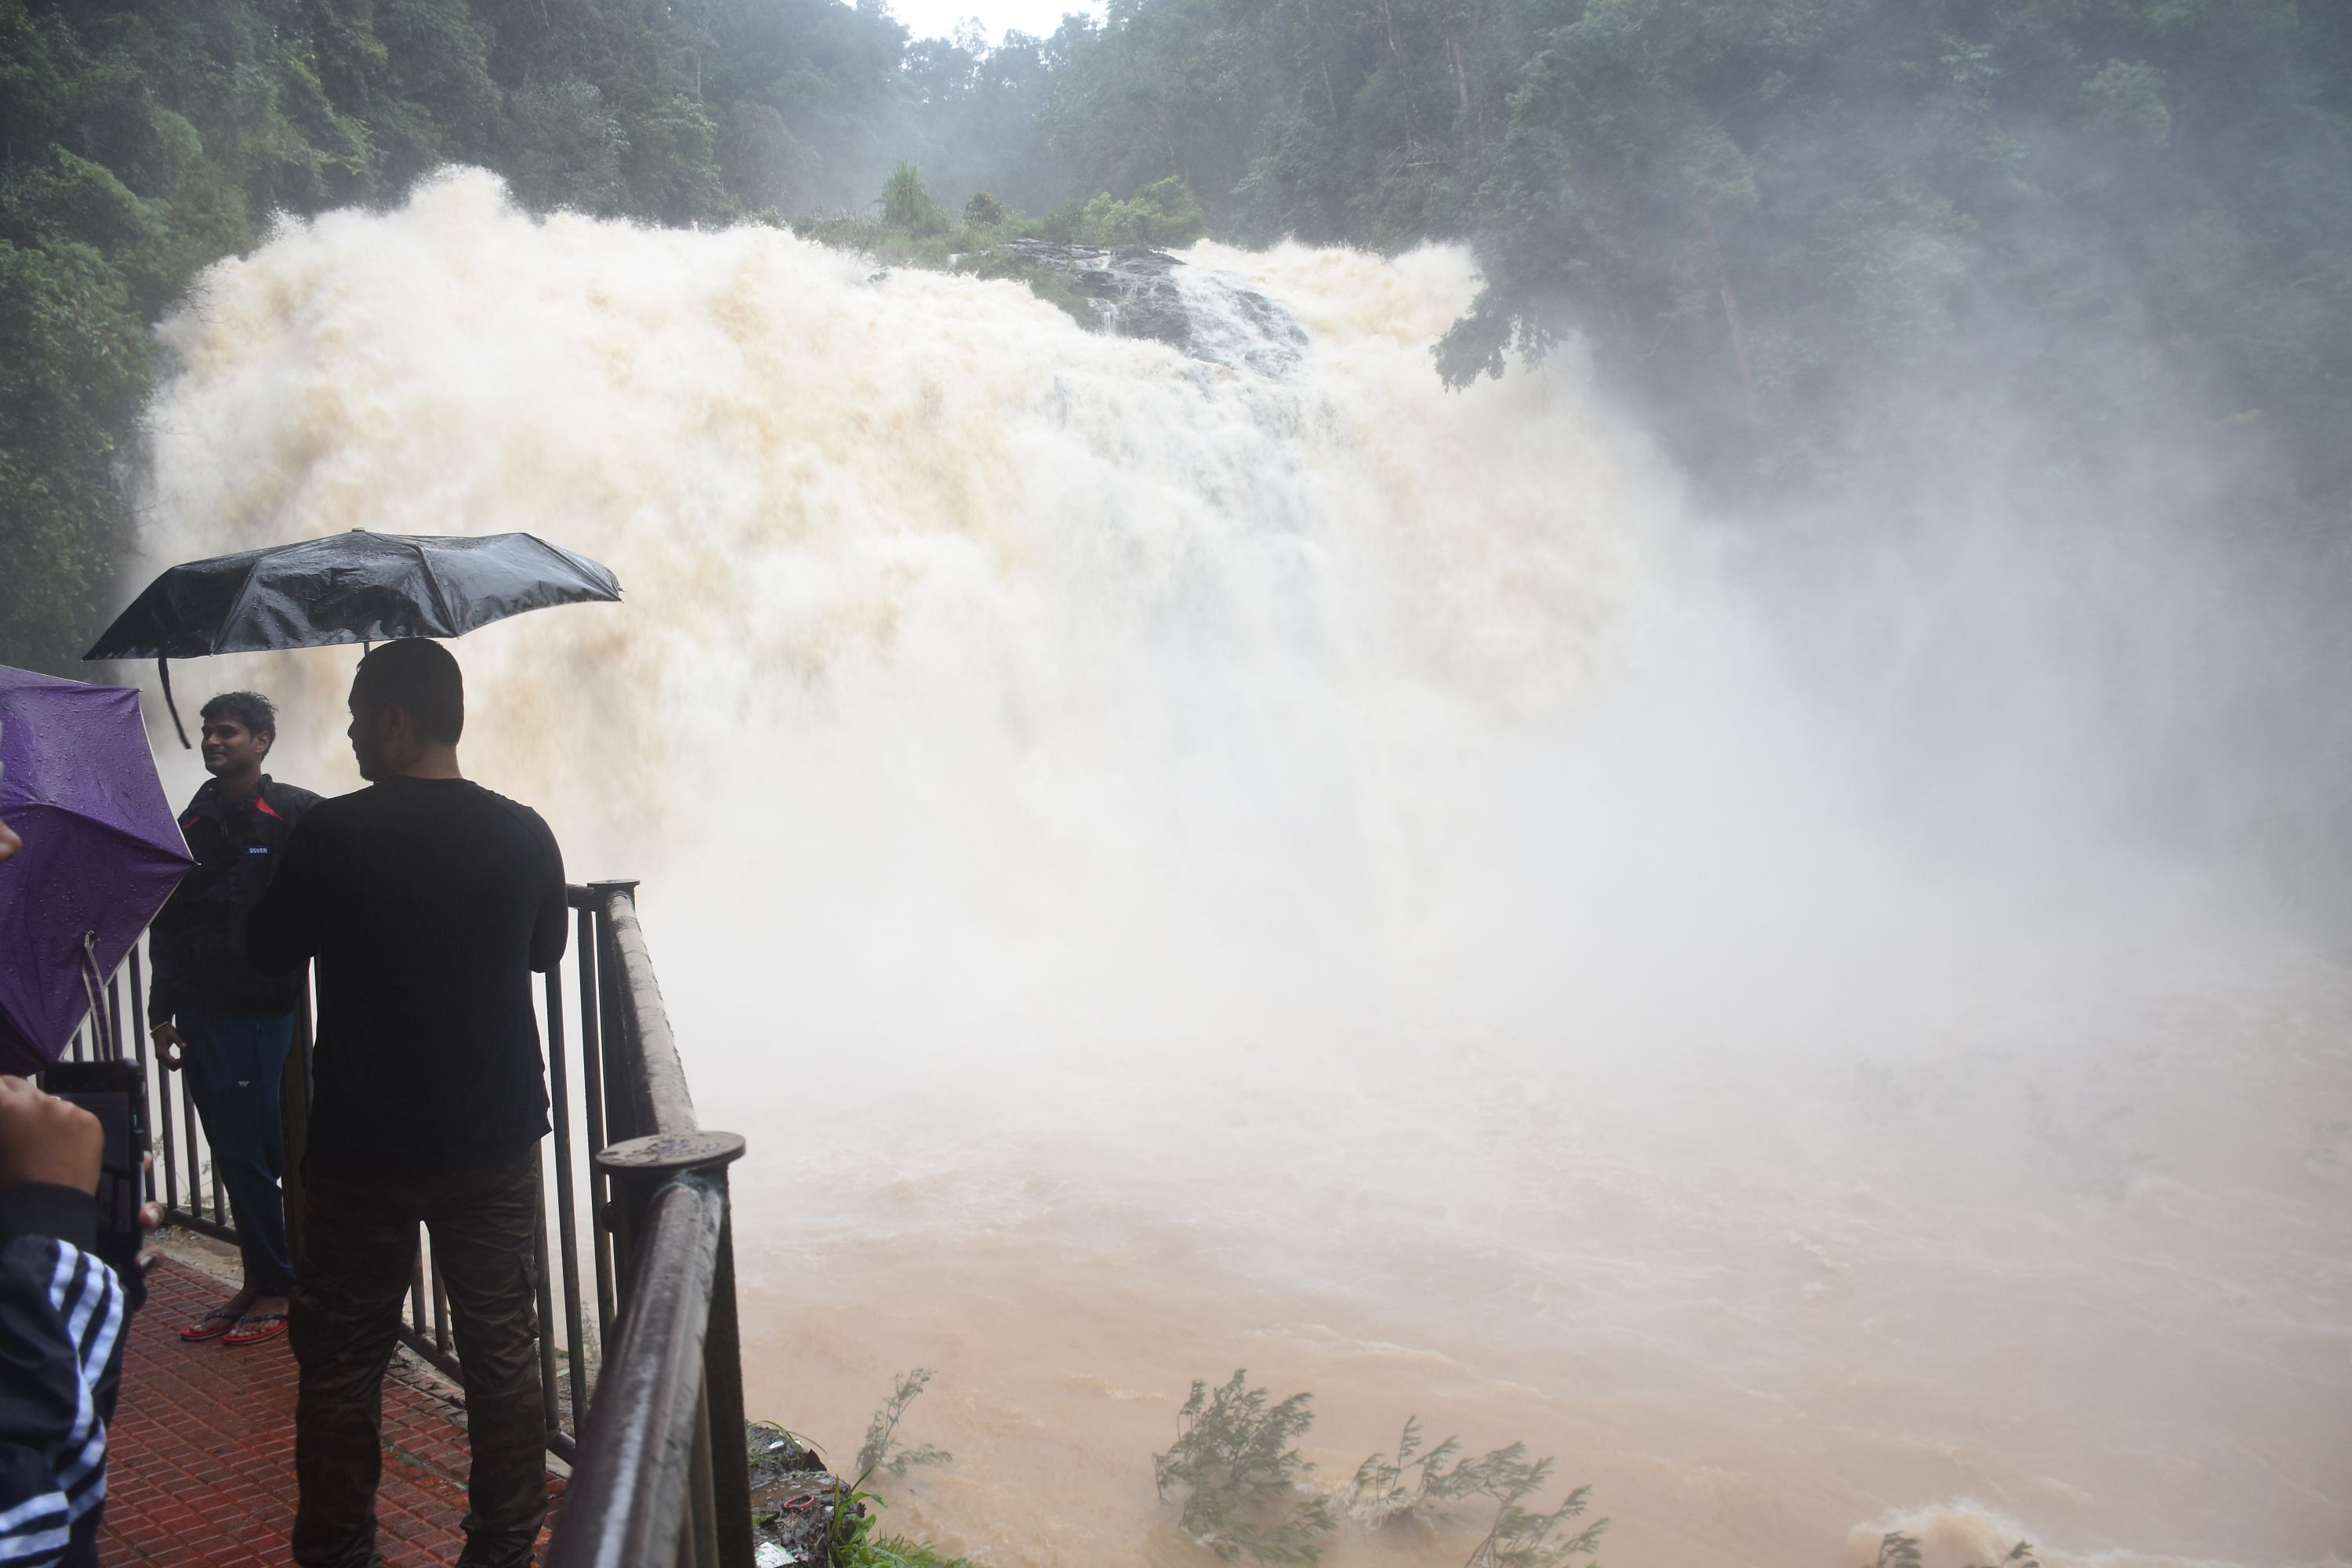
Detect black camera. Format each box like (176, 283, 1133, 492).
(38, 1058, 151, 1260)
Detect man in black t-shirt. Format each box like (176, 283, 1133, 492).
(249, 639, 564, 1568)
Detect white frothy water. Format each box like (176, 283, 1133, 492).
(130, 170, 2350, 1568)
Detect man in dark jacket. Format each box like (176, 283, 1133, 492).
(147, 691, 320, 1348)
(249, 640, 564, 1568)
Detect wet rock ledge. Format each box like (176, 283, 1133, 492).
(959, 238, 1308, 377)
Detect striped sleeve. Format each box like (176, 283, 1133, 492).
(0, 1236, 125, 1568)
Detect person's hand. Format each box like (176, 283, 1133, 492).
(0, 1076, 103, 1195)
(0, 818, 19, 864)
(151, 1021, 187, 1070)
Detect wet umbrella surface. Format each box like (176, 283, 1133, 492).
(86, 528, 623, 744)
(0, 666, 193, 1072)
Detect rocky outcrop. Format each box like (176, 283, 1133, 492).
(746, 1427, 854, 1566)
(975, 239, 1307, 377)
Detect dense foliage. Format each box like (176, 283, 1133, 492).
(0, 0, 1054, 670)
(1045, 0, 2352, 517)
(1154, 1370, 1337, 1563)
(5, 0, 2348, 702)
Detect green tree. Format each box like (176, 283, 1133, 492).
(880, 159, 949, 234)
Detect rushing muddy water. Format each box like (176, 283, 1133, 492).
(131, 171, 2350, 1567)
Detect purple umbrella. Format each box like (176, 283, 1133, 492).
(0, 665, 193, 1073)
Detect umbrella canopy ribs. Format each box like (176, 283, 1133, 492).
(86, 529, 623, 746)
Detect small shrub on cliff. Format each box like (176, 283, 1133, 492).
(1154, 1370, 1337, 1563)
(1074, 176, 1207, 248)
(840, 1534, 990, 1568)
(880, 162, 951, 238)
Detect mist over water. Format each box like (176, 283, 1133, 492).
(130, 171, 2350, 1568)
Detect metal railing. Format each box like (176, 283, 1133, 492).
(63, 880, 754, 1567)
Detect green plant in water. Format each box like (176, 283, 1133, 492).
(1465, 1479, 1603, 1568)
(1153, 1370, 1337, 1564)
(1348, 1416, 1508, 1523)
(1349, 1417, 1603, 1568)
(1875, 1535, 2042, 1568)
(841, 1537, 989, 1568)
(786, 1372, 956, 1568)
(857, 1368, 953, 1479)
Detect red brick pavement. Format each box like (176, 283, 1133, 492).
(100, 1254, 563, 1567)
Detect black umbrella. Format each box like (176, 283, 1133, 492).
(85, 529, 622, 746)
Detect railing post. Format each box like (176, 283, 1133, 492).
(575, 900, 617, 1348)
(567, 1129, 751, 1568)
(609, 1132, 751, 1568)
(587, 880, 643, 1144)
(700, 1202, 751, 1568)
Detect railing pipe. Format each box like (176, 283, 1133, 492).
(546, 1130, 745, 1568)
(699, 1198, 753, 1566)
(592, 884, 695, 1138)
(546, 960, 593, 1432)
(576, 900, 618, 1344)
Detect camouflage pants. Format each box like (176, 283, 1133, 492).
(290, 1149, 548, 1568)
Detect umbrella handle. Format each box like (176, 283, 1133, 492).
(79, 932, 114, 1062)
(157, 658, 191, 750)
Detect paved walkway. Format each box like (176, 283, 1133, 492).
(100, 1251, 563, 1566)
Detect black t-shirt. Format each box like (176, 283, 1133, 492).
(248, 776, 567, 1178)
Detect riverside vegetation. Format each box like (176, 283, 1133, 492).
(744, 1370, 972, 1568)
(1152, 1371, 1602, 1568)
(1874, 1535, 2041, 1568)
(753, 1365, 1603, 1568)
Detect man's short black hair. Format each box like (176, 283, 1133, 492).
(199, 691, 278, 740)
(353, 638, 465, 744)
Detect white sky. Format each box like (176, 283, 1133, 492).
(882, 0, 1104, 44)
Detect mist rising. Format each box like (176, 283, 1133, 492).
(112, 169, 2352, 1568)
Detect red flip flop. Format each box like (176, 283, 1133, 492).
(179, 1309, 241, 1343)
(223, 1312, 289, 1346)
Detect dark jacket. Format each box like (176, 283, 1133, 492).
(0, 1183, 125, 1568)
(147, 774, 322, 1025)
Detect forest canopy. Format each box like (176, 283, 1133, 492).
(5, 0, 2348, 677)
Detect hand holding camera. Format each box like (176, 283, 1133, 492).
(0, 1073, 103, 1192)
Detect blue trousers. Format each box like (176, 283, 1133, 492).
(179, 1012, 298, 1296)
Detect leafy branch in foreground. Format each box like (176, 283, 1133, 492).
(842, 1538, 991, 1568)
(857, 1369, 953, 1480)
(1876, 1534, 2041, 1568)
(816, 1373, 954, 1568)
(1465, 1481, 1603, 1568)
(1348, 1416, 1512, 1523)
(1154, 1370, 1337, 1563)
(1350, 1417, 1603, 1568)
